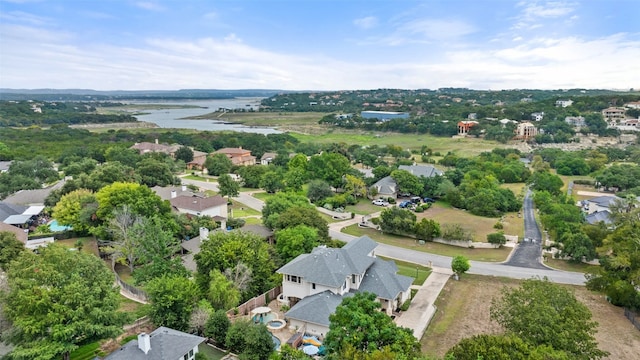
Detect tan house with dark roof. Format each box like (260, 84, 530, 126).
(186, 150, 208, 170)
(213, 147, 256, 166)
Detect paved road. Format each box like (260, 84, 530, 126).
(183, 178, 586, 285)
(503, 189, 547, 269)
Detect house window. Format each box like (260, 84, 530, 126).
(352, 274, 356, 284)
(312, 283, 316, 289)
(183, 354, 188, 360)
(189, 349, 194, 357)
(290, 275, 300, 283)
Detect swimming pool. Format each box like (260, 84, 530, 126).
(270, 333, 281, 350)
(48, 220, 72, 232)
(252, 312, 276, 324)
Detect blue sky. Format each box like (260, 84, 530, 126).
(0, 0, 638, 90)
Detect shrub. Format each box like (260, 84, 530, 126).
(387, 197, 396, 204)
(226, 218, 245, 229)
(487, 232, 507, 247)
(400, 299, 411, 311)
(493, 221, 504, 230)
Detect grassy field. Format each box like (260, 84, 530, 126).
(418, 203, 524, 242)
(379, 256, 431, 285)
(421, 274, 640, 359)
(345, 198, 386, 215)
(198, 343, 228, 360)
(187, 111, 326, 127)
(56, 237, 100, 257)
(230, 201, 261, 217)
(342, 224, 511, 262)
(545, 258, 600, 273)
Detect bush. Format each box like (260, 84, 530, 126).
(400, 298, 411, 311)
(442, 223, 473, 241)
(226, 218, 245, 229)
(487, 232, 507, 247)
(387, 197, 396, 204)
(493, 221, 504, 230)
(414, 205, 425, 213)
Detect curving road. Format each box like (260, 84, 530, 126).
(182, 178, 586, 285)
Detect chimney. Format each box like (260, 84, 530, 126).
(181, 184, 187, 192)
(155, 139, 158, 144)
(199, 227, 209, 240)
(138, 333, 151, 354)
(170, 190, 177, 199)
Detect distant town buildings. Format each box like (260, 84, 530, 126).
(565, 116, 586, 127)
(555, 99, 573, 107)
(602, 107, 626, 124)
(515, 122, 537, 139)
(457, 120, 478, 136)
(213, 147, 256, 166)
(530, 112, 544, 121)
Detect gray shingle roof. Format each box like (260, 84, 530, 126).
(358, 258, 414, 300)
(151, 185, 203, 201)
(285, 291, 353, 327)
(104, 327, 205, 360)
(586, 210, 612, 225)
(277, 237, 376, 288)
(586, 196, 620, 208)
(398, 165, 443, 178)
(0, 202, 27, 222)
(170, 195, 226, 212)
(373, 176, 397, 196)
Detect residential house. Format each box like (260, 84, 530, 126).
(625, 101, 640, 109)
(2, 179, 66, 206)
(371, 176, 398, 199)
(565, 116, 586, 127)
(277, 236, 413, 337)
(457, 120, 478, 136)
(398, 165, 444, 178)
(530, 112, 544, 121)
(151, 185, 203, 202)
(585, 210, 612, 226)
(104, 327, 205, 360)
(515, 122, 537, 139)
(186, 150, 208, 171)
(555, 99, 573, 107)
(213, 147, 256, 166)
(170, 195, 227, 218)
(0, 161, 12, 173)
(602, 107, 626, 124)
(583, 195, 620, 215)
(130, 140, 181, 158)
(0, 222, 27, 245)
(0, 202, 28, 223)
(261, 152, 277, 165)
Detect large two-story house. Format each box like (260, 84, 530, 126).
(277, 236, 413, 337)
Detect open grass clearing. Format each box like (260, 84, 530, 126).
(499, 182, 526, 197)
(55, 237, 100, 257)
(342, 224, 511, 262)
(187, 111, 326, 127)
(198, 343, 228, 360)
(378, 256, 431, 286)
(345, 198, 385, 215)
(229, 201, 261, 217)
(419, 203, 524, 242)
(114, 263, 136, 286)
(251, 192, 276, 202)
(544, 257, 599, 273)
(183, 174, 209, 181)
(242, 217, 263, 225)
(292, 131, 507, 157)
(421, 274, 640, 360)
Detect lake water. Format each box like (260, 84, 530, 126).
(130, 98, 281, 134)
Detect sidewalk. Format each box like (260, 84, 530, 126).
(394, 267, 452, 339)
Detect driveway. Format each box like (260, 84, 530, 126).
(503, 189, 547, 269)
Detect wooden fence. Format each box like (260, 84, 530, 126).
(624, 308, 640, 331)
(227, 286, 282, 317)
(111, 261, 148, 303)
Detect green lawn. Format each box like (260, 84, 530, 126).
(55, 237, 100, 257)
(70, 341, 103, 360)
(230, 201, 261, 217)
(379, 256, 431, 285)
(342, 224, 511, 262)
(345, 198, 385, 215)
(251, 192, 276, 202)
(242, 217, 263, 225)
(198, 343, 228, 360)
(544, 258, 598, 273)
(182, 174, 210, 181)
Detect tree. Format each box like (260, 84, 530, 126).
(207, 269, 241, 310)
(260, 169, 284, 193)
(205, 153, 233, 176)
(262, 192, 314, 230)
(487, 232, 507, 247)
(391, 170, 423, 196)
(205, 309, 231, 346)
(146, 274, 199, 332)
(528, 171, 564, 196)
(324, 292, 421, 358)
(308, 152, 351, 188)
(447, 334, 570, 360)
(236, 165, 268, 188)
(95, 182, 171, 222)
(451, 255, 470, 277)
(490, 278, 607, 359)
(189, 300, 213, 336)
(275, 225, 319, 263)
(379, 207, 416, 235)
(414, 218, 441, 241)
(136, 157, 176, 187)
(130, 216, 187, 285)
(344, 174, 367, 198)
(175, 146, 194, 163)
(283, 167, 306, 192)
(275, 206, 329, 241)
(307, 179, 333, 203)
(106, 205, 142, 273)
(218, 173, 240, 200)
(52, 189, 98, 234)
(195, 231, 276, 300)
(2, 244, 125, 360)
(225, 320, 274, 360)
(0, 231, 26, 271)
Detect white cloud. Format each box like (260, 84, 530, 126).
(512, 1, 577, 30)
(353, 16, 378, 30)
(0, 10, 51, 26)
(134, 1, 165, 12)
(399, 18, 476, 40)
(203, 11, 218, 20)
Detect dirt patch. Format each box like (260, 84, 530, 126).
(421, 275, 640, 359)
(100, 323, 156, 354)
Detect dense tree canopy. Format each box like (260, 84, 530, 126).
(146, 274, 199, 332)
(0, 231, 26, 271)
(3, 245, 126, 360)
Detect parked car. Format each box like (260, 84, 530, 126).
(399, 192, 411, 198)
(399, 200, 412, 208)
(410, 196, 422, 204)
(372, 199, 389, 206)
(423, 197, 435, 203)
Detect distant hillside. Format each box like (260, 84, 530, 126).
(0, 89, 289, 101)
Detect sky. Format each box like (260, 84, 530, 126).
(0, 0, 639, 91)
